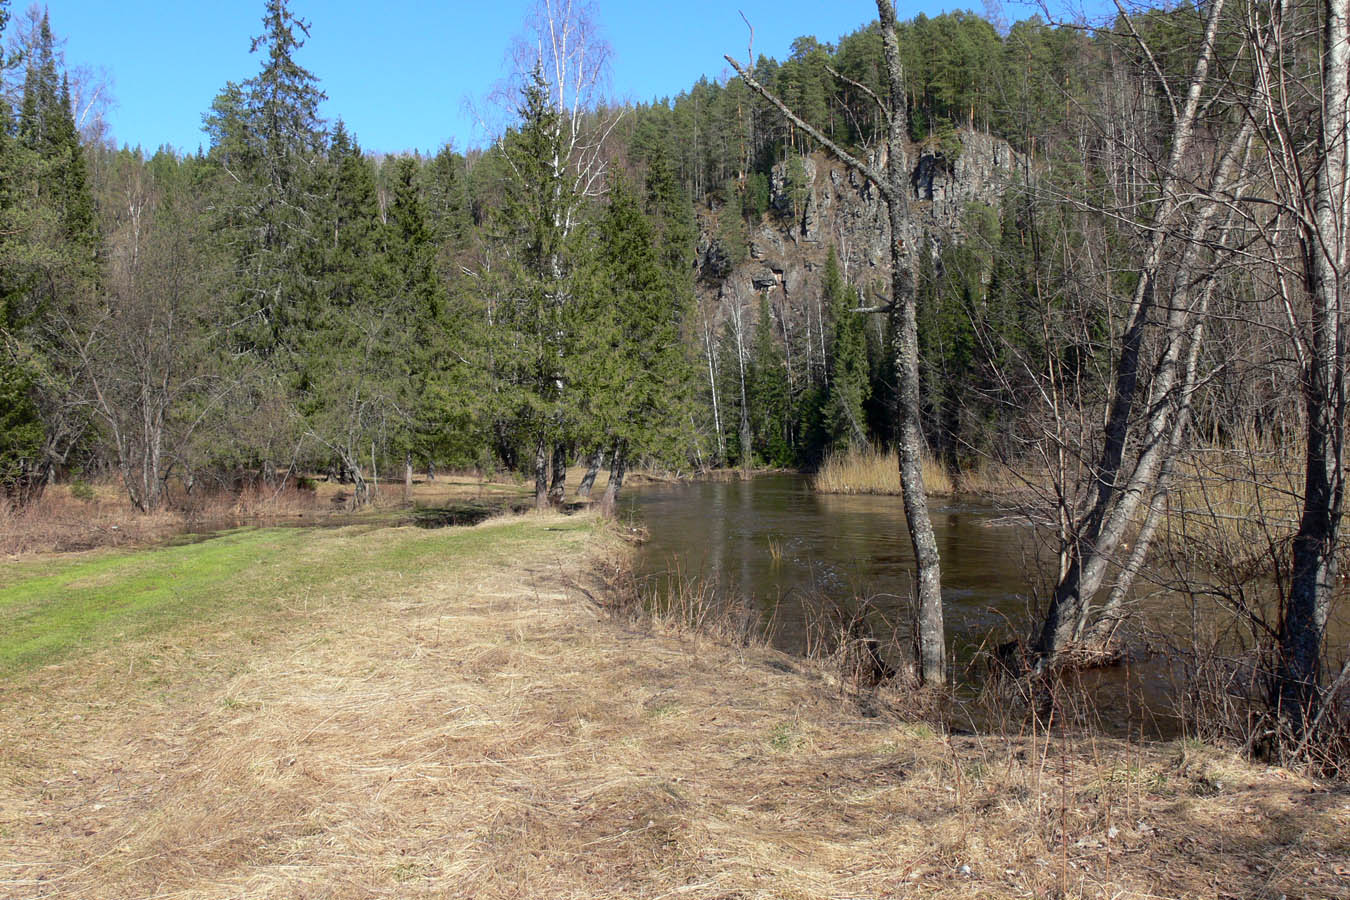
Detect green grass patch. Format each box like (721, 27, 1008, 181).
(0, 516, 592, 675)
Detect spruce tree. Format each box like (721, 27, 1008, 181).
(0, 7, 95, 501)
(387, 155, 478, 472)
(205, 0, 327, 358)
(493, 66, 581, 509)
(298, 123, 390, 504)
(822, 248, 870, 452)
(583, 178, 689, 512)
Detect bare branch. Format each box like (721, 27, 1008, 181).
(825, 64, 891, 126)
(723, 54, 892, 199)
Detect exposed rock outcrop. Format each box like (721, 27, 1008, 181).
(698, 128, 1021, 333)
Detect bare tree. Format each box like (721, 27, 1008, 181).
(1029, 0, 1266, 667)
(725, 0, 946, 684)
(71, 163, 224, 512)
(1244, 0, 1350, 736)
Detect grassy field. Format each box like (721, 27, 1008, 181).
(2, 512, 1346, 899)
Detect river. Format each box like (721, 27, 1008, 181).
(624, 473, 1189, 737)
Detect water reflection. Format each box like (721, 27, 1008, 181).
(626, 474, 1043, 650)
(625, 474, 1173, 737)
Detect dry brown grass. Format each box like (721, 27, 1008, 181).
(1161, 444, 1308, 572)
(0, 474, 533, 558)
(0, 481, 332, 556)
(0, 487, 190, 556)
(813, 445, 955, 496)
(2, 513, 1346, 899)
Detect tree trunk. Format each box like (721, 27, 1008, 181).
(887, 200, 944, 684)
(577, 449, 604, 498)
(403, 451, 413, 501)
(340, 450, 369, 509)
(732, 297, 753, 477)
(534, 436, 549, 511)
(548, 443, 567, 507)
(1033, 0, 1234, 666)
(704, 315, 726, 466)
(599, 442, 628, 516)
(878, 2, 944, 685)
(724, 0, 949, 684)
(1277, 0, 1349, 736)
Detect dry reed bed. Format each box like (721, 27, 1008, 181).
(814, 445, 955, 496)
(0, 482, 327, 556)
(813, 446, 1034, 497)
(2, 513, 1347, 899)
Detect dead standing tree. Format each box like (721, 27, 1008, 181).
(725, 0, 946, 685)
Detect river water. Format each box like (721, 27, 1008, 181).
(624, 473, 1183, 736)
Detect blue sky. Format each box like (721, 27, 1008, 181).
(41, 0, 1107, 155)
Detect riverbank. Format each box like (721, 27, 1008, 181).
(0, 473, 534, 557)
(3, 513, 1346, 898)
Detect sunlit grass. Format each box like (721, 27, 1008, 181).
(0, 515, 591, 674)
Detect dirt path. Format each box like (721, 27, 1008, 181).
(2, 513, 1346, 899)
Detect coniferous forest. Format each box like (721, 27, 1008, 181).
(0, 0, 1167, 504)
(3, 0, 1350, 760)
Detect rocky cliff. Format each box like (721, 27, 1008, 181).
(696, 128, 1021, 331)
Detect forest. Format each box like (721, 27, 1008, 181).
(1, 0, 1348, 764)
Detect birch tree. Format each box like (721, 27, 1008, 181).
(1029, 0, 1262, 667)
(497, 0, 619, 505)
(1242, 0, 1350, 739)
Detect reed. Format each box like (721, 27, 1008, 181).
(1160, 444, 1307, 572)
(811, 445, 955, 495)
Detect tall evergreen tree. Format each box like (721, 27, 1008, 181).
(582, 178, 690, 512)
(493, 66, 581, 509)
(822, 248, 870, 452)
(387, 155, 478, 473)
(0, 7, 94, 501)
(205, 0, 327, 358)
(297, 123, 390, 504)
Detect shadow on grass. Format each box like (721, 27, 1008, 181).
(411, 499, 532, 529)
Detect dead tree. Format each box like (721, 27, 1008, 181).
(725, 0, 945, 684)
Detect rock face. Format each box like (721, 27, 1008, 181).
(697, 128, 1020, 333)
